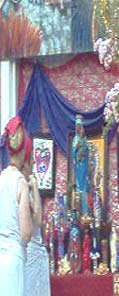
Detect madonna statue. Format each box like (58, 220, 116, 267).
(72, 115, 89, 216)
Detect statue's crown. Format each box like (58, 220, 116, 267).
(75, 114, 83, 125)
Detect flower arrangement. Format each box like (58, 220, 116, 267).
(94, 37, 118, 70)
(103, 83, 119, 134)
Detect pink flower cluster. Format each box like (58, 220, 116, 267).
(94, 37, 118, 70)
(104, 83, 119, 123)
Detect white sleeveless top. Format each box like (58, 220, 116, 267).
(0, 166, 27, 260)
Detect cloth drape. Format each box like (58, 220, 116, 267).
(0, 63, 115, 170)
(18, 64, 105, 154)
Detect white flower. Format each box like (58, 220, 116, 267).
(94, 38, 102, 51)
(94, 37, 118, 70)
(105, 92, 111, 102)
(103, 38, 112, 47)
(114, 83, 119, 91)
(104, 83, 119, 127)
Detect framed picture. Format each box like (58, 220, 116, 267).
(32, 134, 55, 197)
(67, 131, 108, 223)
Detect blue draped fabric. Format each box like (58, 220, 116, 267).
(108, 123, 117, 144)
(18, 68, 41, 136)
(0, 63, 115, 170)
(18, 63, 105, 155)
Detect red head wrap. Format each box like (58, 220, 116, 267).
(5, 115, 26, 155)
(24, 136, 33, 162)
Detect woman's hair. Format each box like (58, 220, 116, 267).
(5, 116, 26, 155)
(24, 136, 33, 162)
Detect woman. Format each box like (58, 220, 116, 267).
(0, 115, 33, 296)
(23, 136, 51, 296)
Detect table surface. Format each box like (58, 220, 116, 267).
(51, 273, 114, 296)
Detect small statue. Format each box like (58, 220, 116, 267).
(68, 209, 81, 274)
(110, 226, 117, 273)
(82, 229, 91, 273)
(90, 236, 100, 274)
(72, 115, 89, 216)
(114, 274, 119, 295)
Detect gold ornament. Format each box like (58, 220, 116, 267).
(81, 215, 93, 225)
(96, 262, 109, 275)
(57, 255, 71, 275)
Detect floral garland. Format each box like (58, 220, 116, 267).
(94, 37, 118, 70)
(103, 83, 119, 134)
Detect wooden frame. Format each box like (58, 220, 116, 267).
(67, 131, 108, 223)
(32, 134, 55, 197)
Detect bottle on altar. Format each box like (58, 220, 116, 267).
(68, 209, 81, 274)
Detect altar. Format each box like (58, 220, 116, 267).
(50, 273, 114, 296)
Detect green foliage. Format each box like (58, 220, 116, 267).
(103, 115, 115, 136)
(116, 95, 119, 113)
(95, 0, 119, 45)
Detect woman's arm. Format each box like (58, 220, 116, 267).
(17, 178, 33, 245)
(28, 175, 42, 226)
